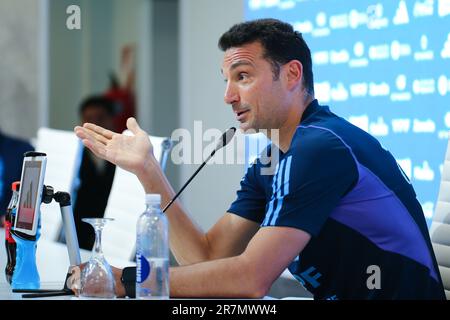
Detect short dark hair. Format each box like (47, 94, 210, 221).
(79, 95, 117, 116)
(218, 18, 314, 95)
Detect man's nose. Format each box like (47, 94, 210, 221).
(224, 82, 239, 105)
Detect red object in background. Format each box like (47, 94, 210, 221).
(105, 75, 136, 133)
(105, 45, 137, 133)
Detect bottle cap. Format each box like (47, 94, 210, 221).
(11, 181, 20, 192)
(145, 193, 161, 204)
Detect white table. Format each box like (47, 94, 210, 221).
(0, 228, 132, 299)
(0, 228, 310, 300)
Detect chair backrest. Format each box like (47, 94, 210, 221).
(35, 127, 83, 241)
(102, 131, 173, 262)
(429, 134, 450, 299)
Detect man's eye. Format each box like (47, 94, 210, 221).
(238, 73, 248, 81)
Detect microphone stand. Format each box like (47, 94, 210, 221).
(162, 151, 215, 213)
(12, 185, 81, 298)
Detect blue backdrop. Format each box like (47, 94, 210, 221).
(245, 0, 450, 225)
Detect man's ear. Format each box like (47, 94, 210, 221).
(285, 60, 303, 91)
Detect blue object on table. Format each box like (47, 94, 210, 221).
(11, 218, 41, 290)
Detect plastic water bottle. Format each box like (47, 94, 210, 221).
(136, 194, 169, 299)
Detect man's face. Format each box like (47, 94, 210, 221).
(81, 105, 114, 131)
(221, 41, 290, 132)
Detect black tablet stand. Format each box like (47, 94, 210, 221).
(12, 185, 81, 298)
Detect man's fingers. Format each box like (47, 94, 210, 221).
(88, 128, 110, 146)
(83, 122, 115, 140)
(83, 138, 107, 159)
(67, 265, 81, 295)
(76, 125, 112, 147)
(126, 117, 142, 135)
(75, 127, 106, 157)
(74, 126, 88, 140)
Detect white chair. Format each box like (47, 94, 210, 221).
(429, 134, 450, 299)
(101, 131, 173, 262)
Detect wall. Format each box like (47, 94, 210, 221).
(151, 0, 179, 139)
(47, 0, 246, 229)
(48, 0, 83, 130)
(0, 0, 41, 140)
(179, 0, 245, 230)
(48, 0, 145, 130)
(150, 0, 180, 190)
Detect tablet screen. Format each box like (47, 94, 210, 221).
(15, 161, 43, 230)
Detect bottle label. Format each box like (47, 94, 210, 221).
(136, 253, 151, 284)
(5, 221, 15, 244)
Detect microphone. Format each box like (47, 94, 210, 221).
(162, 127, 236, 213)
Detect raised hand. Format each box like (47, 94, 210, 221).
(74, 117, 154, 176)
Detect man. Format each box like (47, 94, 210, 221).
(74, 19, 445, 299)
(72, 96, 117, 250)
(0, 130, 33, 225)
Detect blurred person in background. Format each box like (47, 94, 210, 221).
(0, 129, 33, 226)
(72, 96, 117, 250)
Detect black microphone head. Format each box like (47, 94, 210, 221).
(215, 127, 236, 152)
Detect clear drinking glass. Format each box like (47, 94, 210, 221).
(79, 218, 116, 299)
